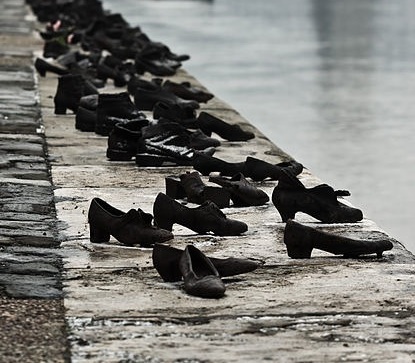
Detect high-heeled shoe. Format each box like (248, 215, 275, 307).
(152, 243, 260, 282)
(284, 219, 394, 258)
(272, 170, 363, 223)
(153, 193, 248, 235)
(88, 197, 173, 247)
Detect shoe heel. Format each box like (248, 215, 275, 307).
(54, 104, 67, 115)
(153, 214, 173, 231)
(89, 224, 110, 243)
(165, 176, 186, 199)
(37, 68, 46, 77)
(279, 207, 296, 222)
(153, 194, 174, 231)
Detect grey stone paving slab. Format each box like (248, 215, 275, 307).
(66, 313, 415, 363)
(0, 3, 69, 361)
(11, 2, 410, 361)
(34, 63, 415, 362)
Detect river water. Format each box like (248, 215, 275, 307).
(104, 0, 415, 253)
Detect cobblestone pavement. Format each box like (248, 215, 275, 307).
(0, 1, 69, 362)
(2, 1, 415, 362)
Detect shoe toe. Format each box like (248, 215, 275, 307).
(188, 275, 226, 298)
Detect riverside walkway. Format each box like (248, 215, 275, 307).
(1, 1, 415, 362)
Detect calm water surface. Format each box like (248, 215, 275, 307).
(105, 0, 415, 253)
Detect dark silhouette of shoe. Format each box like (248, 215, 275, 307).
(34, 57, 69, 77)
(75, 107, 97, 132)
(152, 243, 260, 282)
(179, 245, 226, 298)
(75, 94, 99, 131)
(79, 94, 98, 110)
(107, 119, 148, 161)
(243, 157, 304, 181)
(136, 135, 215, 167)
(162, 80, 214, 103)
(272, 170, 363, 223)
(43, 38, 70, 59)
(284, 219, 394, 258)
(95, 92, 146, 136)
(165, 171, 231, 208)
(54, 74, 98, 114)
(131, 78, 199, 111)
(142, 120, 220, 150)
(197, 111, 255, 141)
(152, 101, 197, 127)
(192, 152, 246, 176)
(88, 197, 173, 247)
(209, 173, 269, 207)
(153, 193, 248, 235)
(134, 44, 181, 76)
(96, 62, 131, 87)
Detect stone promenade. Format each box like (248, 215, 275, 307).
(1, 1, 415, 362)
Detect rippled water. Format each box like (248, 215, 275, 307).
(105, 0, 415, 253)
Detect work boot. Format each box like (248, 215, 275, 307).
(95, 92, 146, 135)
(54, 74, 96, 114)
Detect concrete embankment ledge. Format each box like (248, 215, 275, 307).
(1, 1, 415, 362)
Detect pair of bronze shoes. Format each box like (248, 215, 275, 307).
(152, 244, 260, 299)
